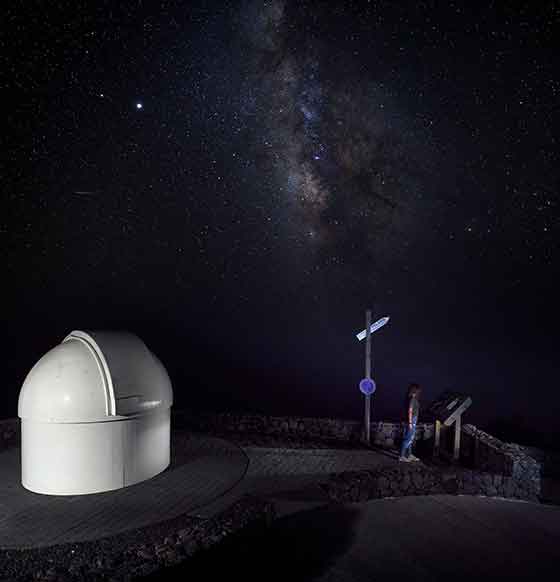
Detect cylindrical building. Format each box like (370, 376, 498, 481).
(18, 330, 173, 495)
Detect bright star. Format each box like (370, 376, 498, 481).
(136, 102, 143, 109)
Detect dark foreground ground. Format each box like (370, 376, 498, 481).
(144, 494, 560, 582)
(2, 421, 558, 581)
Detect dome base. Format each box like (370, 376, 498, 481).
(21, 408, 170, 495)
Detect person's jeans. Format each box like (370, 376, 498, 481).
(400, 418, 417, 457)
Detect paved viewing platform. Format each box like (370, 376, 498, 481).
(0, 431, 248, 548)
(0, 429, 393, 549)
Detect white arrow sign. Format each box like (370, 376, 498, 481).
(356, 316, 390, 341)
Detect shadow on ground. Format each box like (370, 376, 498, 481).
(541, 478, 560, 505)
(143, 504, 361, 582)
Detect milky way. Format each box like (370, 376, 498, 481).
(237, 0, 441, 290)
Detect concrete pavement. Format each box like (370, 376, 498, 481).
(313, 495, 560, 582)
(148, 494, 560, 582)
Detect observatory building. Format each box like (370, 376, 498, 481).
(18, 330, 173, 495)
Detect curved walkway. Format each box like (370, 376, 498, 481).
(0, 432, 247, 549)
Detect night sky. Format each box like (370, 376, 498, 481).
(3, 2, 559, 441)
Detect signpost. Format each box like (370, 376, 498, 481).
(355, 316, 390, 341)
(427, 391, 473, 462)
(356, 311, 390, 444)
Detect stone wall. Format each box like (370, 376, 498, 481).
(324, 462, 540, 504)
(460, 424, 541, 499)
(2, 411, 433, 451)
(507, 444, 560, 478)
(0, 418, 20, 451)
(324, 463, 447, 502)
(172, 410, 434, 448)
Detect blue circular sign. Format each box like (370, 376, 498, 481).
(359, 378, 376, 395)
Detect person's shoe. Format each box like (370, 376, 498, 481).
(409, 454, 420, 462)
(398, 455, 411, 462)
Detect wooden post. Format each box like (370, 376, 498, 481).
(364, 309, 372, 444)
(473, 433, 479, 468)
(453, 415, 461, 462)
(434, 420, 441, 458)
(365, 309, 372, 378)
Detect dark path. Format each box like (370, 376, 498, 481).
(144, 494, 560, 582)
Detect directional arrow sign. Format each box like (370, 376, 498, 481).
(356, 316, 390, 341)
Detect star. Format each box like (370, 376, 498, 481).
(136, 102, 143, 110)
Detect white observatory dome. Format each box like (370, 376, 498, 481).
(18, 330, 174, 495)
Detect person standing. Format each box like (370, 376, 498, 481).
(399, 383, 421, 462)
